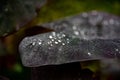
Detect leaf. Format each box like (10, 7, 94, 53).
(0, 0, 46, 37)
(19, 11, 120, 67)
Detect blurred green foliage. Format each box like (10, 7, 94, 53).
(37, 0, 120, 24)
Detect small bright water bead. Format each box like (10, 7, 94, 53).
(72, 25, 77, 30)
(50, 44, 53, 46)
(62, 34, 66, 37)
(52, 32, 56, 36)
(51, 39, 55, 41)
(38, 39, 42, 45)
(88, 52, 92, 56)
(32, 42, 36, 46)
(115, 48, 119, 52)
(115, 48, 120, 54)
(58, 40, 62, 43)
(38, 41, 42, 45)
(62, 43, 65, 46)
(66, 38, 70, 43)
(49, 35, 53, 39)
(54, 41, 58, 44)
(74, 31, 79, 35)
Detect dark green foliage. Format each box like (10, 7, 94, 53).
(0, 0, 46, 37)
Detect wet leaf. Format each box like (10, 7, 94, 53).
(19, 11, 120, 67)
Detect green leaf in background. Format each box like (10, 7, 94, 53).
(37, 0, 120, 24)
(0, 0, 46, 37)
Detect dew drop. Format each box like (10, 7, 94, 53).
(49, 35, 53, 39)
(32, 42, 36, 46)
(88, 52, 91, 56)
(62, 43, 65, 45)
(55, 41, 58, 44)
(58, 40, 62, 42)
(74, 31, 79, 35)
(38, 42, 42, 45)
